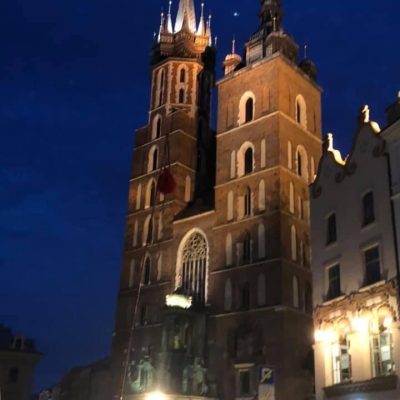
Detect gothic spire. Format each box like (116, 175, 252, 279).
(197, 3, 206, 36)
(175, 0, 197, 33)
(166, 1, 173, 33)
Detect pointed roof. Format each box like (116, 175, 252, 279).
(175, 0, 197, 33)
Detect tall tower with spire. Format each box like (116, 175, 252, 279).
(110, 1, 216, 399)
(112, 1, 322, 399)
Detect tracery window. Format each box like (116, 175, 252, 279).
(180, 232, 208, 304)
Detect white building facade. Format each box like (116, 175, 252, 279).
(310, 106, 400, 400)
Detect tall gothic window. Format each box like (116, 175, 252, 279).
(143, 257, 151, 286)
(180, 232, 208, 304)
(156, 117, 161, 138)
(179, 89, 185, 104)
(244, 187, 252, 217)
(243, 232, 251, 264)
(180, 68, 186, 83)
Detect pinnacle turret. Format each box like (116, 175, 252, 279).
(175, 0, 197, 33)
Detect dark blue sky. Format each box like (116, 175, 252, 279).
(0, 0, 399, 391)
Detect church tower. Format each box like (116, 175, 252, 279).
(111, 1, 215, 398)
(209, 0, 322, 398)
(111, 1, 322, 400)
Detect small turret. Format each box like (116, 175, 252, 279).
(223, 38, 242, 75)
(299, 45, 318, 80)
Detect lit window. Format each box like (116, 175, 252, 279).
(332, 335, 352, 384)
(327, 214, 337, 245)
(364, 246, 381, 285)
(179, 232, 208, 304)
(363, 191, 375, 226)
(371, 319, 395, 377)
(327, 264, 341, 300)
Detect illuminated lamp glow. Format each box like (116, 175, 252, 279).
(166, 294, 192, 309)
(315, 330, 337, 343)
(352, 317, 369, 333)
(146, 392, 167, 400)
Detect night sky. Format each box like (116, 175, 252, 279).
(0, 0, 399, 392)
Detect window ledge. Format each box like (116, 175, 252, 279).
(323, 375, 398, 398)
(360, 280, 386, 292)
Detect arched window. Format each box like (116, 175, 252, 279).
(156, 69, 165, 107)
(244, 187, 252, 217)
(293, 276, 300, 308)
(157, 212, 163, 240)
(179, 89, 185, 104)
(143, 257, 151, 285)
(185, 176, 191, 202)
(226, 233, 233, 266)
(238, 91, 255, 125)
(180, 68, 186, 83)
(145, 180, 157, 209)
(227, 191, 234, 221)
(143, 215, 154, 245)
(230, 150, 236, 179)
(305, 283, 312, 314)
(152, 115, 162, 140)
(289, 182, 295, 214)
(288, 141, 293, 170)
(295, 95, 307, 128)
(133, 220, 138, 247)
(157, 253, 162, 281)
(311, 156, 316, 181)
(259, 180, 266, 211)
(244, 148, 254, 175)
(178, 231, 208, 304)
(140, 304, 148, 326)
(291, 225, 297, 261)
(238, 142, 255, 177)
(245, 98, 254, 123)
(261, 139, 266, 168)
(128, 259, 135, 288)
(243, 232, 251, 264)
(296, 146, 309, 181)
(242, 283, 250, 309)
(147, 146, 159, 173)
(224, 279, 232, 311)
(258, 224, 266, 259)
(257, 274, 266, 306)
(136, 184, 142, 210)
